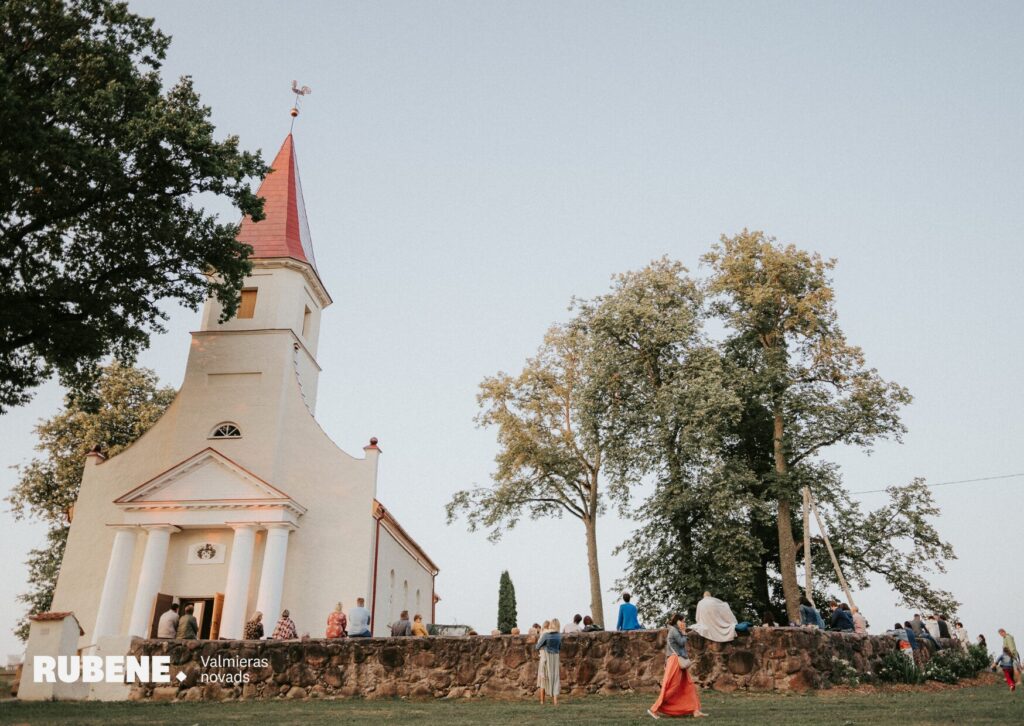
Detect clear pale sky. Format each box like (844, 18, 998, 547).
(2, 0, 1023, 661)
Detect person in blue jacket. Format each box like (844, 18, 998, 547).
(829, 602, 855, 632)
(616, 592, 643, 631)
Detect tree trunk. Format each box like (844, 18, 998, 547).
(773, 412, 800, 624)
(584, 516, 605, 627)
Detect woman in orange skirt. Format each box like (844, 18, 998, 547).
(649, 612, 706, 719)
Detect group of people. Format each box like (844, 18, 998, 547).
(155, 602, 198, 639)
(242, 599, 376, 640)
(884, 612, 976, 666)
(992, 629, 1020, 691)
(156, 596, 425, 641)
(795, 598, 869, 634)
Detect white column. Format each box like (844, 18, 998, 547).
(92, 527, 138, 640)
(219, 524, 258, 639)
(254, 524, 292, 635)
(127, 525, 178, 638)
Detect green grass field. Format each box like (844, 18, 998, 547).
(0, 684, 1020, 725)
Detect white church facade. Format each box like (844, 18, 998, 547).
(40, 134, 439, 658)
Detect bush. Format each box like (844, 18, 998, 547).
(923, 646, 987, 684)
(876, 651, 925, 684)
(923, 650, 961, 684)
(965, 644, 991, 673)
(828, 656, 861, 687)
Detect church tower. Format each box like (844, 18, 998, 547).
(197, 134, 332, 413)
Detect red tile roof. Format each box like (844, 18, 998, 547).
(30, 611, 84, 635)
(237, 134, 317, 270)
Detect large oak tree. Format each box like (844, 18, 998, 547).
(0, 0, 268, 411)
(702, 230, 913, 623)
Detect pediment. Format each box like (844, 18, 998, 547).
(114, 448, 304, 514)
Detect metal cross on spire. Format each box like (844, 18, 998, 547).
(289, 80, 312, 131)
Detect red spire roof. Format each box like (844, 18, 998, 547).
(237, 134, 317, 269)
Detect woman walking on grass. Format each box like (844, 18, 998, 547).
(536, 618, 562, 706)
(649, 613, 706, 719)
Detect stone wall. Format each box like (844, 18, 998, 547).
(128, 628, 902, 702)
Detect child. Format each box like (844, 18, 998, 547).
(994, 647, 1017, 691)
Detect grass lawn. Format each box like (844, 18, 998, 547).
(1, 684, 1021, 725)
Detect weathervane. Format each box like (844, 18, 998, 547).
(290, 80, 312, 131)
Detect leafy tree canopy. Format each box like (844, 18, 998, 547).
(575, 246, 954, 624)
(0, 0, 269, 412)
(447, 323, 612, 624)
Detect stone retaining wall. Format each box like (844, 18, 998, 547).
(129, 627, 903, 702)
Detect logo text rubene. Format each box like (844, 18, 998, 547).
(33, 655, 172, 684)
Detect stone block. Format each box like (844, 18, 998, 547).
(727, 651, 755, 675)
(151, 686, 180, 702)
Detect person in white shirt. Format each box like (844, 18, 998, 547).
(348, 597, 372, 637)
(954, 621, 969, 650)
(156, 603, 179, 638)
(563, 614, 582, 634)
(924, 615, 941, 640)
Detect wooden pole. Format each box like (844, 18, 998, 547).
(809, 493, 856, 608)
(802, 486, 814, 607)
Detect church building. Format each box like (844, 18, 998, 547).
(45, 134, 439, 655)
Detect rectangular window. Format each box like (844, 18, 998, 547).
(238, 289, 257, 319)
(302, 306, 312, 338)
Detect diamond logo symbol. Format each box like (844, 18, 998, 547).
(176, 671, 186, 682)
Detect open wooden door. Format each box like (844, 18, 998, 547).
(150, 593, 173, 638)
(209, 593, 225, 639)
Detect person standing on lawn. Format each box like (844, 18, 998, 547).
(648, 612, 706, 719)
(994, 647, 1017, 691)
(998, 629, 1019, 662)
(536, 619, 562, 706)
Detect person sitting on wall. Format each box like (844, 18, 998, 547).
(690, 591, 738, 643)
(348, 598, 371, 637)
(616, 593, 643, 631)
(582, 615, 603, 632)
(412, 613, 429, 636)
(326, 602, 347, 638)
(156, 602, 179, 639)
(391, 610, 412, 636)
(176, 604, 198, 640)
(799, 597, 824, 629)
(829, 602, 854, 632)
(271, 609, 298, 640)
(244, 611, 264, 639)
(564, 614, 583, 634)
